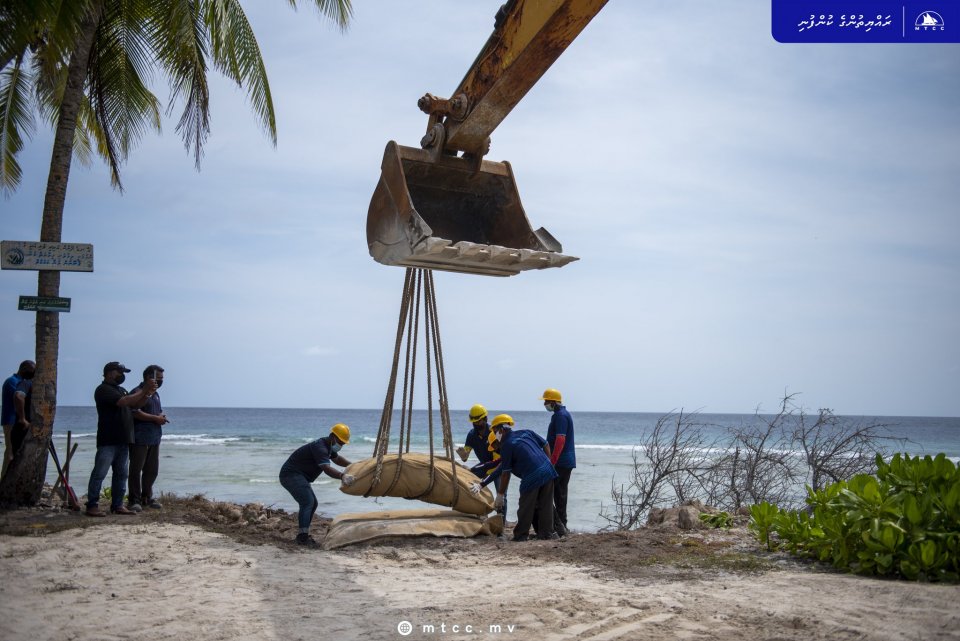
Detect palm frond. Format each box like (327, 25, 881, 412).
(72, 97, 95, 168)
(0, 56, 35, 196)
(287, 0, 353, 31)
(150, 0, 211, 167)
(81, 0, 161, 188)
(204, 0, 276, 144)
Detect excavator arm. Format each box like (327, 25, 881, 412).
(432, 0, 608, 157)
(367, 0, 608, 276)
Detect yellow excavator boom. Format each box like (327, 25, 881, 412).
(367, 0, 607, 276)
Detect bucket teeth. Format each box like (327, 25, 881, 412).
(367, 141, 579, 277)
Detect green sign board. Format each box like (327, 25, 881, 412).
(18, 296, 71, 312)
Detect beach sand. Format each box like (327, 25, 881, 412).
(1, 495, 957, 641)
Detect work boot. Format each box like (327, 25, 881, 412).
(85, 506, 106, 518)
(295, 533, 318, 547)
(110, 505, 137, 516)
(511, 534, 529, 542)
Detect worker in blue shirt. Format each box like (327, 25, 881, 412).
(491, 414, 558, 541)
(468, 429, 506, 520)
(456, 403, 499, 479)
(279, 423, 355, 546)
(542, 388, 575, 531)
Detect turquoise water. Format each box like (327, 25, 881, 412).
(46, 407, 960, 532)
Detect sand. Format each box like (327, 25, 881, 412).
(1, 498, 958, 641)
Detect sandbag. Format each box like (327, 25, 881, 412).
(339, 453, 494, 515)
(322, 508, 503, 550)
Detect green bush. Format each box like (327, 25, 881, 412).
(699, 511, 733, 529)
(748, 453, 960, 582)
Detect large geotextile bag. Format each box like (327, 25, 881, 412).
(339, 452, 495, 515)
(322, 509, 504, 550)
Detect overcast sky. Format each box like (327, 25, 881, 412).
(2, 1, 958, 417)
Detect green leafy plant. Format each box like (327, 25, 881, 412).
(699, 511, 733, 529)
(748, 502, 780, 551)
(749, 453, 959, 582)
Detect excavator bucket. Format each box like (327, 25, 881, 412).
(367, 141, 578, 277)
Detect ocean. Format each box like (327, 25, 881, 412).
(45, 407, 960, 532)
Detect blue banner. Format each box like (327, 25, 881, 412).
(772, 1, 959, 42)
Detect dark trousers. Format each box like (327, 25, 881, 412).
(514, 479, 554, 540)
(280, 472, 319, 532)
(128, 443, 160, 504)
(554, 467, 573, 527)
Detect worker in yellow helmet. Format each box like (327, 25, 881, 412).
(491, 414, 558, 542)
(542, 388, 575, 534)
(278, 423, 354, 546)
(456, 404, 499, 480)
(464, 428, 508, 522)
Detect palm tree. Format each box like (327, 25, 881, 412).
(0, 0, 352, 505)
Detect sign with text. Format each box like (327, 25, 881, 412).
(772, 1, 959, 42)
(1, 241, 94, 272)
(18, 296, 71, 313)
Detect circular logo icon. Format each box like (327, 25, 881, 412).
(397, 620, 413, 636)
(6, 248, 24, 265)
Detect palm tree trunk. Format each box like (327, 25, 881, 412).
(0, 2, 104, 506)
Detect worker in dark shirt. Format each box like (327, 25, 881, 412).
(456, 403, 498, 479)
(468, 429, 505, 509)
(542, 388, 575, 531)
(491, 414, 558, 542)
(86, 362, 157, 517)
(279, 423, 354, 546)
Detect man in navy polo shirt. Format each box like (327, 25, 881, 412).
(542, 388, 575, 531)
(127, 364, 169, 512)
(279, 423, 355, 546)
(1, 360, 34, 480)
(491, 414, 558, 542)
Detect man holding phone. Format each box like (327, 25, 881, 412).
(127, 364, 169, 512)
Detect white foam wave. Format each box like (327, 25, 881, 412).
(165, 433, 241, 445)
(248, 479, 276, 484)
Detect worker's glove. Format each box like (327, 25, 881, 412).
(494, 494, 505, 510)
(341, 474, 356, 487)
(469, 482, 482, 496)
(456, 446, 469, 462)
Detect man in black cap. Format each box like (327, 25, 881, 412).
(85, 362, 157, 517)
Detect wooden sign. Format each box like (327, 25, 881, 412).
(1, 241, 93, 272)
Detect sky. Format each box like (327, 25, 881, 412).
(2, 1, 958, 416)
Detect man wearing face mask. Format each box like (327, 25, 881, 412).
(491, 414, 558, 542)
(456, 404, 500, 480)
(86, 362, 158, 517)
(1, 360, 35, 480)
(542, 388, 575, 533)
(279, 423, 355, 546)
(126, 365, 169, 512)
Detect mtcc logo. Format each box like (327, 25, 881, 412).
(915, 11, 945, 31)
(5, 247, 24, 265)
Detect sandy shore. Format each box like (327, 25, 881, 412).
(1, 500, 958, 641)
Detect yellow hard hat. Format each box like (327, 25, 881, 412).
(487, 429, 500, 452)
(468, 404, 488, 423)
(330, 423, 351, 444)
(491, 414, 514, 429)
(540, 388, 562, 403)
